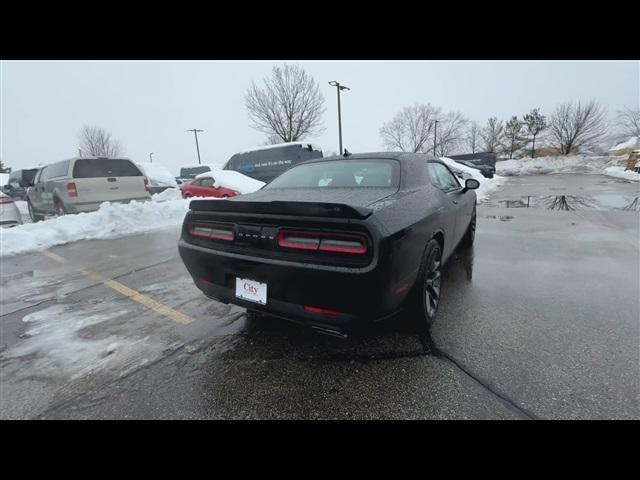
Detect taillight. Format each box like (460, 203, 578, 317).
(0, 196, 14, 204)
(66, 182, 78, 197)
(188, 223, 234, 241)
(277, 230, 368, 254)
(304, 305, 340, 316)
(144, 178, 150, 191)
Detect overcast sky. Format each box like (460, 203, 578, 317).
(1, 60, 638, 175)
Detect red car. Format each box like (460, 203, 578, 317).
(181, 177, 239, 199)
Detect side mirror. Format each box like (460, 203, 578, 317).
(463, 178, 480, 192)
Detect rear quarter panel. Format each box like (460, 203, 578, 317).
(369, 186, 456, 299)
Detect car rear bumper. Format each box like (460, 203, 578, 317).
(178, 239, 408, 335)
(66, 197, 152, 213)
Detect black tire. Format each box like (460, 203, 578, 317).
(408, 238, 443, 330)
(54, 198, 67, 216)
(459, 206, 476, 249)
(28, 201, 44, 222)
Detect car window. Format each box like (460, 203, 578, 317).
(40, 166, 51, 182)
(428, 163, 461, 192)
(190, 179, 201, 186)
(47, 161, 70, 179)
(72, 159, 142, 178)
(200, 178, 214, 187)
(266, 160, 399, 189)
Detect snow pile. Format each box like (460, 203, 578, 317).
(136, 162, 178, 188)
(603, 166, 640, 182)
(0, 194, 216, 257)
(496, 155, 628, 176)
(440, 157, 505, 202)
(151, 187, 182, 202)
(610, 136, 639, 152)
(0, 173, 9, 186)
(196, 169, 265, 194)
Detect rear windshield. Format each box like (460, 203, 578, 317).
(265, 160, 399, 189)
(180, 166, 211, 178)
(72, 159, 142, 178)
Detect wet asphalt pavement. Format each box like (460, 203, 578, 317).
(1, 174, 638, 419)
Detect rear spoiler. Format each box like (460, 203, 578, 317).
(189, 199, 372, 220)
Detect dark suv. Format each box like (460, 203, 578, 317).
(2, 168, 39, 200)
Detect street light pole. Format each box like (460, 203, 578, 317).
(187, 129, 204, 164)
(433, 120, 439, 156)
(149, 152, 154, 163)
(328, 81, 350, 154)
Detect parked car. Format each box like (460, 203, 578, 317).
(27, 157, 151, 221)
(180, 170, 265, 199)
(177, 165, 213, 185)
(1, 168, 39, 200)
(178, 152, 479, 338)
(458, 160, 494, 178)
(135, 162, 178, 195)
(0, 191, 23, 228)
(223, 142, 323, 183)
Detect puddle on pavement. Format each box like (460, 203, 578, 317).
(490, 194, 639, 211)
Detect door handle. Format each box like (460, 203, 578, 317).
(452, 200, 458, 204)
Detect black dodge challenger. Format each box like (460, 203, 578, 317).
(178, 152, 479, 337)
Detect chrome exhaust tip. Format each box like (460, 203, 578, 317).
(312, 325, 348, 339)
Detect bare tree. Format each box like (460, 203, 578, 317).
(523, 108, 547, 158)
(466, 121, 481, 154)
(615, 106, 640, 138)
(433, 111, 469, 156)
(380, 103, 441, 152)
(548, 99, 608, 155)
(78, 125, 124, 157)
(262, 134, 283, 146)
(245, 64, 326, 143)
(502, 116, 526, 159)
(480, 117, 504, 153)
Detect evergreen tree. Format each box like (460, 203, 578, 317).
(0, 158, 11, 173)
(503, 116, 526, 159)
(523, 108, 547, 158)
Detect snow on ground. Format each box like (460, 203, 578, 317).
(0, 191, 209, 257)
(2, 302, 175, 381)
(610, 136, 639, 152)
(603, 166, 640, 182)
(196, 169, 265, 194)
(440, 157, 505, 202)
(496, 155, 628, 176)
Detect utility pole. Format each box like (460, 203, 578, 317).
(149, 152, 154, 163)
(433, 120, 439, 156)
(328, 81, 350, 154)
(187, 129, 204, 164)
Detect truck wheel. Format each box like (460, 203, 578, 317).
(28, 201, 44, 222)
(54, 199, 67, 216)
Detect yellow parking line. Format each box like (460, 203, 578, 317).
(42, 250, 193, 325)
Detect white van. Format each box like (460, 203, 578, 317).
(27, 157, 151, 221)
